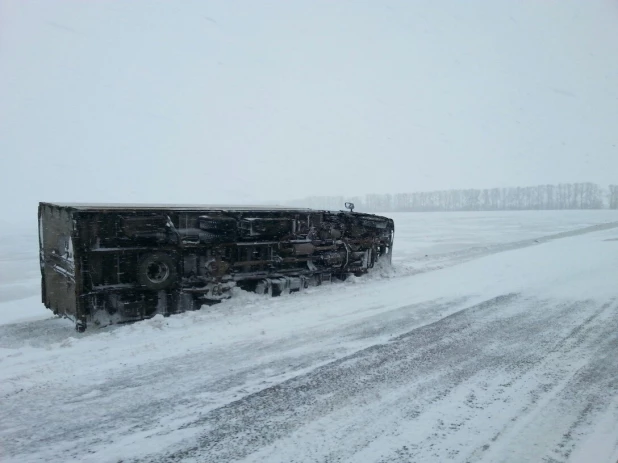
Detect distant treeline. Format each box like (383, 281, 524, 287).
(611, 185, 618, 210)
(287, 183, 618, 212)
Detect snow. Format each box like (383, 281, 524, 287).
(569, 403, 618, 463)
(384, 209, 618, 264)
(0, 296, 54, 326)
(1, 211, 618, 462)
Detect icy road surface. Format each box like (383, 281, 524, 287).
(2, 211, 618, 462)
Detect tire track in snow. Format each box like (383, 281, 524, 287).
(142, 295, 618, 463)
(0, 297, 470, 463)
(2, 223, 618, 462)
(460, 299, 618, 463)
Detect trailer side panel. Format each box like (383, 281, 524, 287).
(39, 203, 78, 320)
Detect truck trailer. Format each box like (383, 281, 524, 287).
(38, 202, 395, 331)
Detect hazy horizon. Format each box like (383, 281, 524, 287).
(2, 0, 618, 222)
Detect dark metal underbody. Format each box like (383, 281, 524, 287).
(38, 203, 395, 331)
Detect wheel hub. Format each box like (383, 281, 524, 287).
(146, 262, 170, 284)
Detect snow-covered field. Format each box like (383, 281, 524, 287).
(2, 210, 618, 462)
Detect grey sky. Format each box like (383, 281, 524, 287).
(1, 0, 618, 221)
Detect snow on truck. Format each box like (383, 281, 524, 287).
(38, 202, 395, 331)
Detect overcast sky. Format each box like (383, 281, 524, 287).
(1, 0, 618, 220)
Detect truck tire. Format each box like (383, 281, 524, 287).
(137, 252, 178, 290)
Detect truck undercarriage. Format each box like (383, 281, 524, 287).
(38, 203, 394, 331)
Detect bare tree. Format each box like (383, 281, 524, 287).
(609, 185, 618, 209)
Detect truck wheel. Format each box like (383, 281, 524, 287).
(137, 252, 178, 290)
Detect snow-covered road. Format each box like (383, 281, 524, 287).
(2, 213, 618, 462)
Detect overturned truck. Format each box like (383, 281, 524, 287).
(39, 202, 395, 331)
